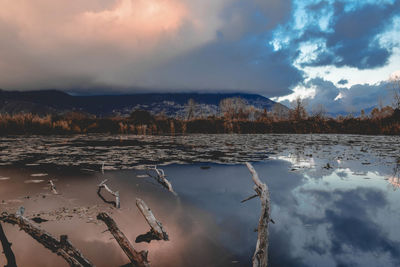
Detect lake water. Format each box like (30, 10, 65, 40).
(1, 134, 400, 267)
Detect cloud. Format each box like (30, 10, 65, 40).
(280, 78, 392, 115)
(0, 0, 303, 96)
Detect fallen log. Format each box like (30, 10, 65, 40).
(97, 179, 120, 208)
(147, 166, 177, 196)
(0, 222, 17, 267)
(0, 212, 93, 267)
(135, 198, 168, 243)
(97, 212, 149, 267)
(245, 162, 271, 267)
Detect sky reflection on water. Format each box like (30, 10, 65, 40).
(163, 155, 400, 267)
(1, 134, 400, 266)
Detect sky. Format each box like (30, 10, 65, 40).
(0, 0, 399, 113)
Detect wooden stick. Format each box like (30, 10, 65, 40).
(147, 166, 177, 196)
(135, 199, 168, 243)
(96, 212, 149, 267)
(0, 212, 93, 267)
(97, 179, 120, 208)
(49, 180, 58, 194)
(241, 194, 259, 203)
(245, 162, 271, 267)
(0, 221, 17, 267)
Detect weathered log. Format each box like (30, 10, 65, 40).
(96, 212, 149, 267)
(0, 212, 93, 267)
(245, 162, 271, 267)
(135, 199, 168, 243)
(97, 179, 120, 208)
(147, 166, 177, 196)
(0, 222, 17, 267)
(49, 180, 58, 194)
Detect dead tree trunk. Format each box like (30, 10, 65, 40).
(0, 212, 93, 267)
(135, 198, 169, 243)
(147, 166, 177, 196)
(245, 162, 271, 267)
(0, 222, 17, 267)
(97, 179, 120, 208)
(96, 212, 149, 267)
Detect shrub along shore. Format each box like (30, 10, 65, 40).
(1, 108, 400, 135)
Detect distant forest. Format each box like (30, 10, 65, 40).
(1, 96, 400, 135)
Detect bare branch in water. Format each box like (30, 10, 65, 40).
(135, 198, 169, 243)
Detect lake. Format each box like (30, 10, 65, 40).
(1, 134, 400, 267)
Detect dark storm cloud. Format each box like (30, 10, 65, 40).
(299, 1, 400, 69)
(151, 41, 303, 97)
(0, 0, 302, 96)
(337, 79, 348, 85)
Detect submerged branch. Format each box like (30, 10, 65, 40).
(97, 212, 149, 267)
(97, 179, 120, 208)
(135, 198, 169, 243)
(0, 211, 93, 267)
(146, 166, 177, 196)
(0, 221, 17, 267)
(245, 162, 271, 267)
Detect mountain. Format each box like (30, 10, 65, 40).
(0, 89, 288, 117)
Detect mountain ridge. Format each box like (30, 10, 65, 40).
(0, 89, 288, 117)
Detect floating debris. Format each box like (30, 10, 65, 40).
(30, 173, 48, 177)
(0, 177, 10, 181)
(24, 179, 45, 184)
(136, 174, 150, 178)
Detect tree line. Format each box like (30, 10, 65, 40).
(1, 96, 400, 135)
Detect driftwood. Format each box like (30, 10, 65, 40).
(0, 222, 17, 267)
(49, 180, 58, 194)
(97, 212, 149, 267)
(135, 199, 169, 243)
(147, 166, 177, 196)
(0, 212, 93, 267)
(97, 179, 120, 208)
(245, 162, 271, 267)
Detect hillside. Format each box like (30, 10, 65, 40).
(0, 89, 288, 117)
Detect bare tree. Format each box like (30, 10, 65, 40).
(289, 97, 307, 121)
(311, 104, 326, 120)
(390, 74, 400, 110)
(219, 97, 248, 120)
(185, 98, 197, 120)
(272, 103, 287, 121)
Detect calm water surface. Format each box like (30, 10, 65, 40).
(1, 134, 400, 267)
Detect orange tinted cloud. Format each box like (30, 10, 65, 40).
(79, 0, 188, 46)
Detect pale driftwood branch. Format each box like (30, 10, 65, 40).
(0, 221, 17, 267)
(97, 212, 149, 267)
(147, 166, 177, 196)
(245, 162, 271, 267)
(97, 179, 120, 208)
(49, 180, 58, 194)
(135, 198, 169, 243)
(0, 212, 93, 267)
